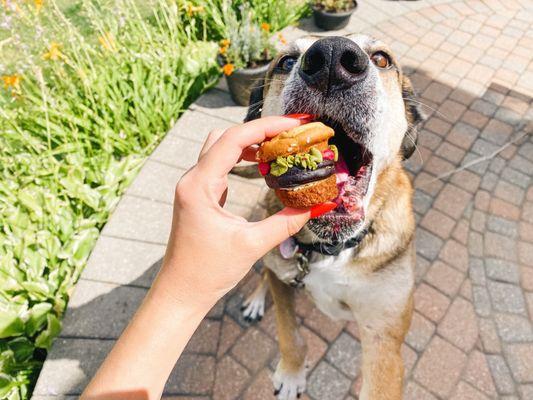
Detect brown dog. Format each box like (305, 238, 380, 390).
(236, 34, 423, 400)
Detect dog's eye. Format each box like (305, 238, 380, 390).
(277, 55, 297, 72)
(371, 52, 390, 69)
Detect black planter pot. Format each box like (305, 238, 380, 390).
(224, 63, 270, 106)
(313, 2, 357, 31)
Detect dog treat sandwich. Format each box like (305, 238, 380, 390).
(257, 122, 339, 209)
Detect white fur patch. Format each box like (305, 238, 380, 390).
(241, 283, 268, 322)
(273, 362, 308, 400)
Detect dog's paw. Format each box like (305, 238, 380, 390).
(240, 292, 266, 323)
(272, 363, 307, 400)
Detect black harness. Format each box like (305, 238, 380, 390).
(289, 223, 373, 288)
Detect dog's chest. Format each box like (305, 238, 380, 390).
(302, 249, 359, 321)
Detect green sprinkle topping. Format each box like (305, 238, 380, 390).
(269, 146, 328, 176)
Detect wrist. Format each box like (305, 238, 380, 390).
(150, 259, 220, 314)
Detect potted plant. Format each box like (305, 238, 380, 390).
(219, 5, 278, 106)
(313, 0, 357, 31)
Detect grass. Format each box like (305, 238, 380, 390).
(0, 0, 309, 398)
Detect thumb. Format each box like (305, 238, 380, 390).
(249, 207, 310, 254)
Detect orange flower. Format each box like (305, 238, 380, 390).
(219, 45, 228, 55)
(186, 4, 204, 16)
(220, 39, 230, 47)
(2, 74, 22, 90)
(34, 0, 43, 12)
(277, 33, 287, 45)
(42, 42, 63, 61)
(98, 32, 116, 52)
(260, 22, 270, 32)
(222, 63, 234, 76)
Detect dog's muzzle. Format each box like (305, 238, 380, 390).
(298, 36, 369, 93)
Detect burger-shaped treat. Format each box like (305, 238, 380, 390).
(257, 122, 339, 209)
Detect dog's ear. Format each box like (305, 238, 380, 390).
(244, 79, 264, 122)
(400, 75, 424, 160)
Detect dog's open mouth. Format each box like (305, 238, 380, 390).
(315, 117, 373, 228)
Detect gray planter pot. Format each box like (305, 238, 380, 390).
(313, 2, 357, 31)
(225, 63, 270, 106)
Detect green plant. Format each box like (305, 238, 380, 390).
(247, 0, 310, 33)
(183, 0, 310, 42)
(314, 0, 355, 12)
(0, 0, 219, 397)
(219, 3, 277, 72)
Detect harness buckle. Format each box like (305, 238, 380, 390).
(289, 252, 310, 289)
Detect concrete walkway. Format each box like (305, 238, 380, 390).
(34, 0, 533, 398)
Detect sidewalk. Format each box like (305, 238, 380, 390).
(34, 0, 533, 399)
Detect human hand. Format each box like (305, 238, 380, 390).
(154, 115, 334, 307)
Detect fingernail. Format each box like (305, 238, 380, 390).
(310, 201, 337, 218)
(285, 113, 316, 123)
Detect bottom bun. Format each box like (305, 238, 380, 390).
(275, 174, 338, 209)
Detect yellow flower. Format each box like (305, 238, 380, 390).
(2, 74, 22, 90)
(220, 39, 230, 47)
(277, 33, 287, 45)
(261, 22, 270, 32)
(219, 45, 228, 55)
(98, 32, 116, 52)
(34, 0, 43, 12)
(42, 42, 63, 61)
(186, 4, 204, 16)
(222, 63, 234, 76)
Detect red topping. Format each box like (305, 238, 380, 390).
(284, 113, 316, 123)
(322, 149, 335, 160)
(310, 201, 337, 218)
(258, 162, 270, 176)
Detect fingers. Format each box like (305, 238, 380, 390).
(245, 201, 337, 254)
(198, 128, 226, 161)
(241, 144, 259, 162)
(197, 116, 304, 177)
(248, 207, 311, 253)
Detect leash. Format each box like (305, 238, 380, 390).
(288, 223, 373, 288)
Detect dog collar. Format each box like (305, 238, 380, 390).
(284, 223, 373, 288)
(295, 225, 371, 257)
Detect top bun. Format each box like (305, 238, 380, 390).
(256, 122, 334, 163)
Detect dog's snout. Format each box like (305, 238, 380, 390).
(299, 36, 368, 92)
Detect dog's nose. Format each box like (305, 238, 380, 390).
(299, 36, 368, 92)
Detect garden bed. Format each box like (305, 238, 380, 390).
(0, 0, 308, 398)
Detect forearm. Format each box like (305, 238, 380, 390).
(81, 263, 216, 400)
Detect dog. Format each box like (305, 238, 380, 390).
(235, 34, 424, 400)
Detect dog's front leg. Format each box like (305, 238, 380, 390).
(267, 269, 307, 400)
(358, 295, 413, 400)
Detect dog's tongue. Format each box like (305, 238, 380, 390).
(334, 155, 350, 206)
(279, 237, 298, 259)
(334, 154, 364, 215)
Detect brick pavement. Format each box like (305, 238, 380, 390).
(33, 0, 533, 399)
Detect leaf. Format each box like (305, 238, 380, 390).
(0, 373, 17, 399)
(17, 189, 42, 220)
(25, 303, 53, 337)
(58, 228, 99, 268)
(7, 338, 34, 363)
(35, 314, 61, 350)
(0, 312, 24, 339)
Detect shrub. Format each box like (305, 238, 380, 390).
(219, 4, 277, 71)
(0, 0, 218, 397)
(185, 0, 310, 41)
(314, 0, 355, 12)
